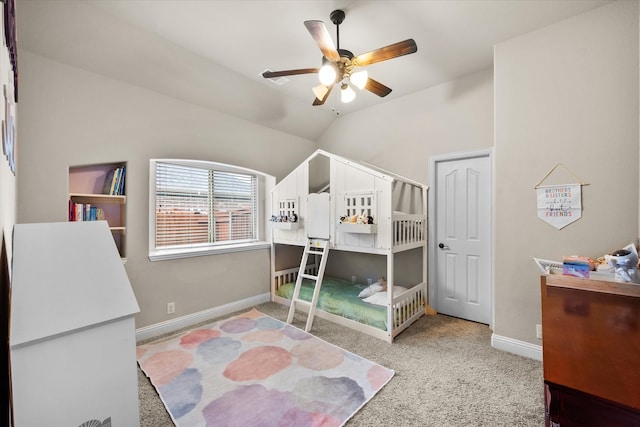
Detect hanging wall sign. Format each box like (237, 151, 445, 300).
(534, 163, 588, 230)
(536, 184, 582, 229)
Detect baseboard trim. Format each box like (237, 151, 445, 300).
(491, 333, 542, 361)
(135, 293, 271, 342)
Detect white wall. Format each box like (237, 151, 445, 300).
(318, 68, 494, 186)
(494, 0, 638, 344)
(16, 52, 317, 328)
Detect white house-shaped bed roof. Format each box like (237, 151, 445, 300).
(271, 149, 428, 254)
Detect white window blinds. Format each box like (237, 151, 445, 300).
(155, 162, 257, 249)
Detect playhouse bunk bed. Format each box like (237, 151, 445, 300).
(270, 150, 429, 342)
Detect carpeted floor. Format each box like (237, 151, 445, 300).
(138, 302, 545, 426)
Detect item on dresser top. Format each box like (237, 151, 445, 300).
(605, 248, 639, 283)
(533, 258, 563, 275)
(533, 257, 562, 274)
(562, 256, 594, 279)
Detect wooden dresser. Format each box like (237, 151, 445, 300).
(541, 274, 640, 426)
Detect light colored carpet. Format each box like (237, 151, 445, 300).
(139, 302, 544, 426)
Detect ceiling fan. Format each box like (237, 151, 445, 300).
(262, 9, 417, 106)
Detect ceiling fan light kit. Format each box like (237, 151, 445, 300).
(318, 63, 337, 85)
(350, 70, 368, 90)
(262, 9, 417, 106)
(340, 83, 356, 103)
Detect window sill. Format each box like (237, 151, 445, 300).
(149, 241, 271, 262)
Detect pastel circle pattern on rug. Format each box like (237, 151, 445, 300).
(220, 317, 256, 334)
(292, 376, 365, 419)
(160, 368, 203, 419)
(256, 315, 284, 331)
(141, 350, 193, 387)
(242, 328, 284, 343)
(282, 324, 312, 341)
(197, 336, 242, 364)
(368, 364, 394, 389)
(224, 345, 292, 381)
(179, 329, 221, 349)
(202, 384, 294, 426)
(291, 339, 344, 370)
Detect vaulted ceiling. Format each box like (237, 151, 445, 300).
(16, 0, 612, 140)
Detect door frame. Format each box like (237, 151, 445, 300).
(428, 148, 494, 329)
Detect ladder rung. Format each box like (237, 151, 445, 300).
(301, 273, 317, 280)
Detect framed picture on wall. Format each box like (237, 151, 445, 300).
(2, 82, 15, 175)
(3, 0, 17, 102)
(1, 0, 17, 175)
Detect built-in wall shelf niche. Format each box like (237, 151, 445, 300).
(68, 162, 127, 260)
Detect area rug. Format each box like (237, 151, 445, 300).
(137, 309, 394, 427)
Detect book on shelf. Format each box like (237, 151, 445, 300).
(102, 166, 126, 196)
(68, 200, 104, 222)
(102, 168, 116, 194)
(119, 166, 126, 195)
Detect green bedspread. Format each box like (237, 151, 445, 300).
(276, 277, 387, 330)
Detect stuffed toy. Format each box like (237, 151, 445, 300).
(357, 276, 387, 298)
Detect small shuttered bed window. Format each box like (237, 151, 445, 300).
(152, 160, 258, 257)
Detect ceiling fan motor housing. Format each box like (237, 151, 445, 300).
(338, 49, 353, 59)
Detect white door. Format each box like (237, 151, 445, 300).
(433, 153, 492, 324)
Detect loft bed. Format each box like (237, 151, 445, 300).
(269, 150, 430, 342)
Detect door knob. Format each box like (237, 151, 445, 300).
(438, 243, 450, 250)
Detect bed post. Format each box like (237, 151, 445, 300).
(423, 185, 436, 315)
(269, 189, 276, 303)
(387, 252, 394, 340)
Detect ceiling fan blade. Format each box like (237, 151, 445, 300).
(364, 78, 392, 97)
(262, 68, 319, 79)
(313, 84, 334, 106)
(304, 20, 340, 62)
(353, 39, 417, 66)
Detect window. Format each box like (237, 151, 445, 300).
(149, 159, 273, 260)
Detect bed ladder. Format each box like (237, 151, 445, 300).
(286, 238, 330, 332)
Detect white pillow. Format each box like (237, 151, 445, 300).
(363, 286, 409, 306)
(358, 283, 384, 298)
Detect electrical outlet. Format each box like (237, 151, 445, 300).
(367, 278, 373, 285)
(351, 275, 356, 283)
(167, 302, 175, 314)
(536, 324, 542, 340)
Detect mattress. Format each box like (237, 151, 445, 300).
(276, 276, 387, 330)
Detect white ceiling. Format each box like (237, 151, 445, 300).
(16, 0, 612, 140)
